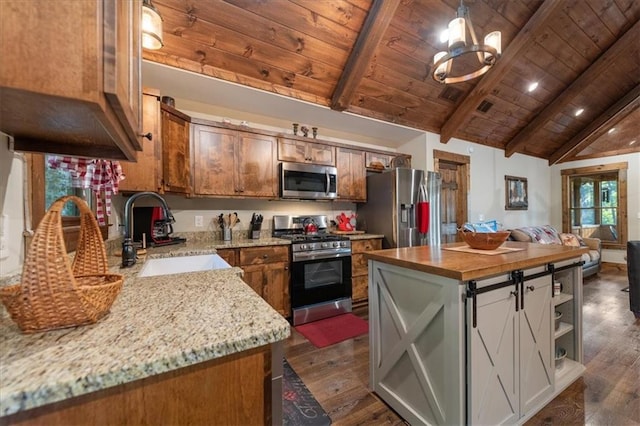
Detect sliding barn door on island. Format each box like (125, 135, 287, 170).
(467, 269, 553, 424)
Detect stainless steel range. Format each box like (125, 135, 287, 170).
(273, 215, 352, 326)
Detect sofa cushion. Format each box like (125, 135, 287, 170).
(560, 233, 581, 247)
(512, 225, 562, 245)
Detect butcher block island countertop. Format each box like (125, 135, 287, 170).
(0, 242, 291, 424)
(364, 241, 588, 281)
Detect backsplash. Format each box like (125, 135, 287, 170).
(111, 193, 358, 239)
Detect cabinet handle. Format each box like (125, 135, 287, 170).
(527, 285, 535, 291)
(139, 132, 152, 140)
(262, 254, 268, 259)
(284, 266, 289, 270)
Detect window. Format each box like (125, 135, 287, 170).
(30, 154, 107, 253)
(561, 162, 628, 249)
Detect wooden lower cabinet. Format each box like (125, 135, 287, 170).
(3, 345, 275, 426)
(351, 238, 382, 303)
(217, 246, 291, 317)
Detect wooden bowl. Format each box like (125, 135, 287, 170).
(459, 230, 511, 250)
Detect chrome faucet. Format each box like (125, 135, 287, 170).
(121, 191, 175, 267)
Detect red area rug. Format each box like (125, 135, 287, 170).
(295, 313, 368, 348)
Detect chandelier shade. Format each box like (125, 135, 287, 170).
(142, 0, 163, 50)
(432, 0, 501, 84)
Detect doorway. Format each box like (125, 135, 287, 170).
(434, 150, 469, 243)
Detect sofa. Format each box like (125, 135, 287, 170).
(509, 225, 601, 278)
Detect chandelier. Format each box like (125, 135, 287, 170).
(142, 0, 164, 50)
(432, 0, 501, 84)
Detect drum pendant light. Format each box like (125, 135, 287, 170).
(142, 0, 163, 50)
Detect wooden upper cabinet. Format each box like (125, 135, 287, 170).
(192, 125, 237, 196)
(0, 0, 142, 160)
(337, 147, 366, 202)
(192, 124, 277, 198)
(278, 138, 335, 166)
(119, 88, 162, 192)
(161, 104, 191, 194)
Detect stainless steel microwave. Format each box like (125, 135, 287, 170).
(279, 162, 338, 200)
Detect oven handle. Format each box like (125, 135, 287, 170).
(293, 250, 351, 262)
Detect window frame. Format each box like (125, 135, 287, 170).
(29, 154, 108, 253)
(561, 162, 628, 250)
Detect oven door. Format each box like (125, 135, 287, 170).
(290, 254, 352, 309)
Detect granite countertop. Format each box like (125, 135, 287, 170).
(0, 241, 291, 417)
(365, 241, 588, 281)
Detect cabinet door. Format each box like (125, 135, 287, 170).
(216, 249, 239, 267)
(337, 147, 366, 201)
(261, 262, 290, 317)
(468, 282, 519, 425)
(278, 138, 334, 165)
(307, 142, 335, 165)
(242, 262, 290, 317)
(162, 108, 191, 194)
(278, 138, 308, 163)
(119, 89, 162, 192)
(519, 276, 553, 415)
(192, 125, 237, 196)
(237, 132, 277, 197)
(242, 264, 265, 298)
(103, 0, 141, 145)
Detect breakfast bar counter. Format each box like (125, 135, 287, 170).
(365, 242, 587, 425)
(0, 247, 290, 424)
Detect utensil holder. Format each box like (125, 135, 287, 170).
(223, 226, 232, 241)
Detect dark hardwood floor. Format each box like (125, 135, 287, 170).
(283, 264, 640, 425)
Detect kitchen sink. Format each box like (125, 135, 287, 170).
(137, 254, 231, 277)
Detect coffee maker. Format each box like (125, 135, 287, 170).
(132, 206, 184, 246)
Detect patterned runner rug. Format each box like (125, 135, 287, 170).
(283, 359, 331, 425)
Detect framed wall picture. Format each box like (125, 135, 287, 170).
(505, 175, 528, 210)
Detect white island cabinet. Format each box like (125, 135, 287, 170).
(366, 242, 586, 425)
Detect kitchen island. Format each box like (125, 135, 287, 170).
(0, 246, 290, 425)
(366, 241, 588, 425)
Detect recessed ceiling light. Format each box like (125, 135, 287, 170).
(440, 29, 449, 43)
(574, 108, 584, 117)
(527, 82, 538, 92)
(630, 139, 637, 146)
(607, 128, 616, 134)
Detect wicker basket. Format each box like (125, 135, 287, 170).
(459, 229, 511, 250)
(0, 196, 123, 333)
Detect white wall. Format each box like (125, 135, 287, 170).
(0, 134, 26, 277)
(550, 153, 640, 264)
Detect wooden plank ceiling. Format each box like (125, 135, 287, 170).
(143, 0, 640, 164)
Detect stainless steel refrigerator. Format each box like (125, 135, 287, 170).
(357, 168, 441, 248)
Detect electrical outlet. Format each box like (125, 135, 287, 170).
(195, 215, 204, 227)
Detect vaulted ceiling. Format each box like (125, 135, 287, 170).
(143, 0, 640, 164)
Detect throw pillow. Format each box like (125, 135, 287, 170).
(560, 233, 580, 247)
(575, 235, 588, 247)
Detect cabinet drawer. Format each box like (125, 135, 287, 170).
(240, 245, 289, 265)
(351, 239, 382, 253)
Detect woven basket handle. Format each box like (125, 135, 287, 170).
(34, 195, 108, 277)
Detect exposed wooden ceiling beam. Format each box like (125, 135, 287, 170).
(439, 0, 564, 144)
(330, 0, 400, 111)
(548, 84, 640, 165)
(505, 20, 640, 158)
